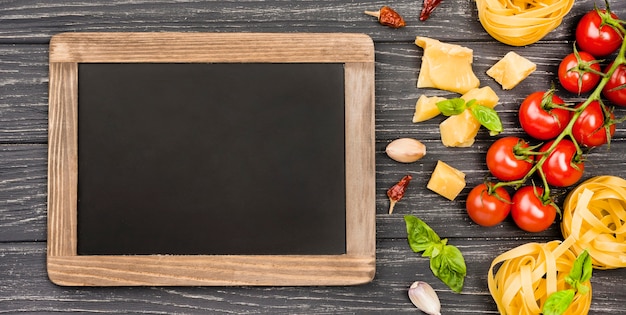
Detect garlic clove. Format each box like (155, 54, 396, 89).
(385, 138, 427, 163)
(408, 281, 441, 315)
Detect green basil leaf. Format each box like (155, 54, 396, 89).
(436, 98, 467, 116)
(469, 104, 503, 136)
(543, 289, 575, 315)
(423, 242, 443, 258)
(578, 250, 592, 283)
(566, 249, 592, 294)
(404, 215, 441, 253)
(429, 244, 466, 293)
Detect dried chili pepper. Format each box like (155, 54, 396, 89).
(420, 0, 443, 21)
(364, 6, 406, 28)
(387, 175, 412, 214)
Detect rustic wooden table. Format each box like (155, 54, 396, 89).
(1, 0, 625, 313)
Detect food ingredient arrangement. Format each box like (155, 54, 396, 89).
(372, 1, 626, 314)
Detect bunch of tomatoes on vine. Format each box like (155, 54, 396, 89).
(466, 1, 626, 233)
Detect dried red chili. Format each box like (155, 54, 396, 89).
(365, 6, 406, 28)
(387, 175, 412, 214)
(420, 0, 443, 21)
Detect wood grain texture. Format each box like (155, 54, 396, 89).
(0, 45, 48, 144)
(5, 241, 626, 314)
(0, 0, 600, 44)
(49, 32, 375, 63)
(47, 62, 78, 258)
(345, 61, 376, 256)
(47, 254, 376, 287)
(0, 0, 625, 313)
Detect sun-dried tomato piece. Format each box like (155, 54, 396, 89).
(365, 6, 406, 28)
(387, 175, 412, 214)
(420, 0, 443, 21)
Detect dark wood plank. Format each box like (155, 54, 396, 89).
(2, 241, 625, 313)
(0, 45, 48, 144)
(0, 144, 47, 242)
(0, 0, 609, 44)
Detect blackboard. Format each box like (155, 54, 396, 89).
(47, 32, 376, 286)
(76, 62, 346, 256)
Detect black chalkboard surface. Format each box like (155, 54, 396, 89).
(48, 32, 375, 286)
(77, 63, 346, 255)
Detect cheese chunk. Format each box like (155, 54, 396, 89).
(427, 160, 466, 200)
(415, 37, 480, 94)
(413, 95, 446, 123)
(439, 86, 500, 147)
(487, 51, 536, 90)
(439, 109, 480, 147)
(461, 86, 499, 109)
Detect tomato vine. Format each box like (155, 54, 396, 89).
(475, 1, 626, 231)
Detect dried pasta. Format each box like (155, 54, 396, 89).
(475, 0, 575, 46)
(562, 176, 626, 269)
(488, 239, 592, 315)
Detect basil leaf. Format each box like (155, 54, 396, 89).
(423, 241, 444, 258)
(566, 249, 592, 294)
(469, 104, 503, 136)
(404, 215, 467, 293)
(436, 98, 467, 116)
(543, 289, 575, 315)
(405, 215, 441, 253)
(429, 245, 466, 293)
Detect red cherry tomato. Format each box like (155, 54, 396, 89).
(519, 91, 571, 140)
(511, 186, 556, 233)
(557, 51, 601, 94)
(486, 137, 534, 181)
(539, 139, 584, 187)
(602, 61, 626, 107)
(576, 9, 623, 57)
(572, 100, 616, 147)
(466, 183, 511, 227)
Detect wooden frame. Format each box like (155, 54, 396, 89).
(47, 33, 376, 286)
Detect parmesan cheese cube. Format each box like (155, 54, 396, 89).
(413, 95, 446, 123)
(487, 51, 536, 90)
(415, 37, 480, 94)
(461, 86, 499, 109)
(438, 86, 500, 147)
(439, 109, 480, 147)
(427, 160, 466, 201)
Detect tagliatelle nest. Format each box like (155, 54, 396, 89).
(562, 176, 626, 269)
(475, 0, 575, 46)
(488, 239, 592, 315)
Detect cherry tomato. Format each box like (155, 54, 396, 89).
(486, 137, 534, 181)
(576, 9, 623, 57)
(557, 51, 601, 94)
(572, 100, 616, 147)
(466, 183, 511, 227)
(511, 186, 556, 233)
(519, 91, 571, 140)
(539, 139, 584, 187)
(602, 61, 626, 107)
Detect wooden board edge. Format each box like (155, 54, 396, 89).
(49, 32, 374, 63)
(345, 61, 376, 259)
(47, 62, 78, 257)
(47, 254, 375, 286)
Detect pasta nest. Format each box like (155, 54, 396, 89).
(475, 0, 575, 46)
(562, 176, 626, 269)
(488, 239, 591, 315)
